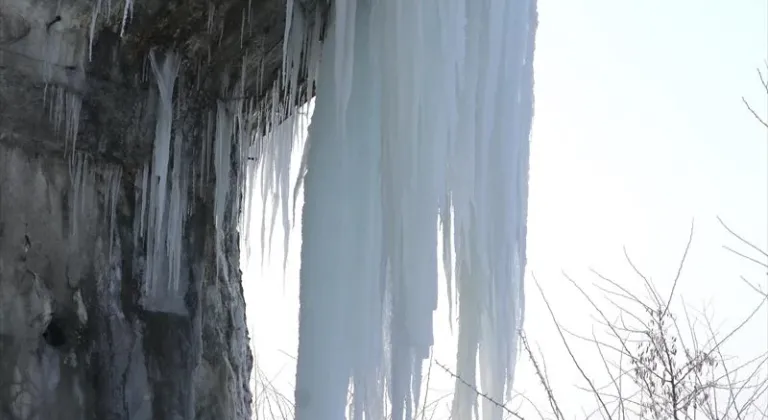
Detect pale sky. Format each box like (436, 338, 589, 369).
(517, 0, 767, 416)
(242, 1, 768, 418)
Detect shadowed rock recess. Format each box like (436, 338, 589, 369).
(0, 0, 322, 418)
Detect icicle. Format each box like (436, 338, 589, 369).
(332, 0, 355, 137)
(120, 0, 135, 37)
(167, 130, 186, 293)
(145, 50, 181, 299)
(104, 165, 122, 261)
(133, 167, 145, 251)
(241, 155, 257, 269)
(240, 13, 246, 47)
(88, 0, 103, 60)
(282, 0, 295, 78)
(449, 1, 537, 419)
(291, 1, 385, 418)
(214, 100, 233, 284)
(68, 152, 97, 250)
(68, 153, 85, 245)
(45, 86, 82, 160)
(207, 2, 215, 32)
(247, 0, 313, 267)
(440, 201, 455, 331)
(139, 163, 149, 237)
(291, 104, 312, 225)
(203, 110, 214, 186)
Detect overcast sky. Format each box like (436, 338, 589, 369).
(243, 1, 768, 418)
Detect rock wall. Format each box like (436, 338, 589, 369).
(0, 0, 327, 416)
(0, 124, 252, 419)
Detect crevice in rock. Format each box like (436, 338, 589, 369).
(42, 316, 67, 348)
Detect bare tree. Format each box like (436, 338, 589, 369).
(514, 220, 768, 420)
(436, 219, 767, 420)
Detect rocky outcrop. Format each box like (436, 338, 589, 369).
(0, 0, 320, 417)
(0, 133, 252, 419)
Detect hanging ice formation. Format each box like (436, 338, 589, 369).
(247, 0, 539, 419)
(214, 101, 234, 283)
(216, 71, 255, 285)
(133, 50, 187, 309)
(44, 87, 82, 157)
(104, 165, 122, 260)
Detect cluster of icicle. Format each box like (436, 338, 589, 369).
(38, 0, 126, 288)
(246, 1, 539, 420)
(42, 0, 138, 154)
(133, 52, 186, 299)
(134, 49, 258, 302)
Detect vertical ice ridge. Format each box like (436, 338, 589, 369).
(105, 165, 122, 263)
(143, 50, 183, 301)
(214, 100, 233, 284)
(450, 1, 537, 419)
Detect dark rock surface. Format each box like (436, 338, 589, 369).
(0, 0, 323, 417)
(0, 138, 252, 419)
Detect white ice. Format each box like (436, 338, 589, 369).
(248, 0, 537, 419)
(143, 51, 183, 300)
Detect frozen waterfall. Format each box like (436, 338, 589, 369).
(250, 0, 538, 419)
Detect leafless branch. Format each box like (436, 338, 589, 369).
(434, 361, 527, 420)
(520, 222, 767, 420)
(533, 274, 615, 419)
(741, 97, 768, 129)
(741, 65, 768, 129)
(717, 216, 768, 263)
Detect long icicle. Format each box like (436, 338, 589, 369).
(145, 50, 181, 299)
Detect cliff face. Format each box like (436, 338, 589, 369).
(0, 131, 252, 420)
(0, 0, 315, 417)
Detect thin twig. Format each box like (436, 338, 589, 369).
(741, 97, 768, 129)
(718, 216, 768, 260)
(662, 220, 694, 319)
(434, 361, 527, 420)
(533, 274, 614, 420)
